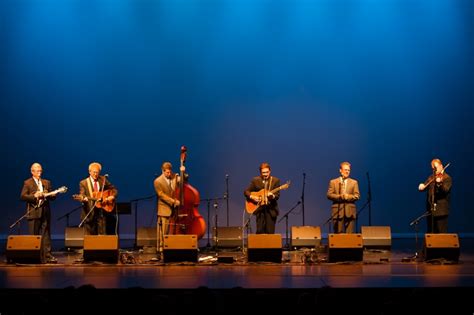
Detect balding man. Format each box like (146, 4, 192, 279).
(77, 162, 118, 235)
(20, 163, 57, 263)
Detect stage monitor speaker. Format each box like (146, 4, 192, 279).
(328, 233, 363, 262)
(6, 235, 42, 264)
(247, 234, 282, 263)
(83, 235, 119, 263)
(361, 226, 392, 249)
(424, 233, 460, 261)
(291, 226, 321, 248)
(65, 227, 84, 248)
(137, 227, 157, 248)
(163, 234, 198, 263)
(212, 226, 242, 248)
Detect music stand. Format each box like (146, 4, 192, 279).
(116, 202, 132, 215)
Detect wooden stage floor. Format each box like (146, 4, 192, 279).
(0, 238, 473, 314)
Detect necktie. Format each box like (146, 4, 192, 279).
(37, 180, 43, 192)
(94, 180, 99, 192)
(341, 179, 346, 194)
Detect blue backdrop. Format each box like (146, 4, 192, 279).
(1, 0, 473, 238)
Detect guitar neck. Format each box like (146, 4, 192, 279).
(270, 185, 285, 194)
(43, 190, 57, 197)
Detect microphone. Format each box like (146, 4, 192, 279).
(225, 174, 229, 178)
(104, 174, 109, 177)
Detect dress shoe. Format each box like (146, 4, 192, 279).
(46, 256, 58, 264)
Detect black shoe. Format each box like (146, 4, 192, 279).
(46, 256, 58, 264)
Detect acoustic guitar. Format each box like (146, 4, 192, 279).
(73, 189, 116, 212)
(245, 181, 290, 214)
(35, 186, 68, 208)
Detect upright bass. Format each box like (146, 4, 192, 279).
(168, 146, 206, 239)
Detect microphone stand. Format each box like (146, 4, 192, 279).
(9, 207, 36, 230)
(403, 211, 430, 261)
(205, 199, 212, 249)
(429, 168, 437, 233)
(130, 193, 156, 249)
(202, 197, 226, 251)
(10, 193, 56, 229)
(355, 172, 372, 232)
(57, 205, 83, 227)
(278, 201, 301, 250)
(225, 174, 230, 227)
(301, 172, 306, 226)
(78, 193, 102, 229)
(367, 172, 372, 226)
(323, 203, 343, 235)
(355, 201, 368, 232)
(242, 213, 253, 254)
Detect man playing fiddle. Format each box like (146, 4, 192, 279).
(418, 158, 452, 233)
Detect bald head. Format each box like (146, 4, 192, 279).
(30, 163, 43, 180)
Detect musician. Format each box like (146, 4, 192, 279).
(153, 162, 181, 252)
(418, 158, 452, 233)
(327, 162, 360, 233)
(20, 163, 57, 263)
(244, 162, 281, 234)
(77, 162, 117, 235)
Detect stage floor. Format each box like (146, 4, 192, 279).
(0, 238, 473, 314)
(1, 238, 473, 289)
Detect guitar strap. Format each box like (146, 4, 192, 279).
(87, 178, 94, 197)
(264, 177, 273, 204)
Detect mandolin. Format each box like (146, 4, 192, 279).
(35, 186, 68, 208)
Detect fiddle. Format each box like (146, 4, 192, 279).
(432, 162, 450, 183)
(418, 162, 450, 191)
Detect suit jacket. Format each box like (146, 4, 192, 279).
(423, 172, 452, 217)
(327, 177, 360, 217)
(244, 176, 281, 218)
(78, 175, 118, 221)
(20, 177, 53, 220)
(154, 173, 179, 217)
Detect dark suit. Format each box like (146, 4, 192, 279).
(423, 172, 452, 233)
(20, 177, 54, 262)
(244, 176, 281, 234)
(327, 177, 360, 233)
(78, 176, 118, 235)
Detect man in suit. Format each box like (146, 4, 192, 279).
(77, 162, 117, 235)
(244, 162, 281, 234)
(418, 158, 452, 233)
(20, 163, 57, 263)
(154, 162, 181, 252)
(327, 162, 360, 234)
